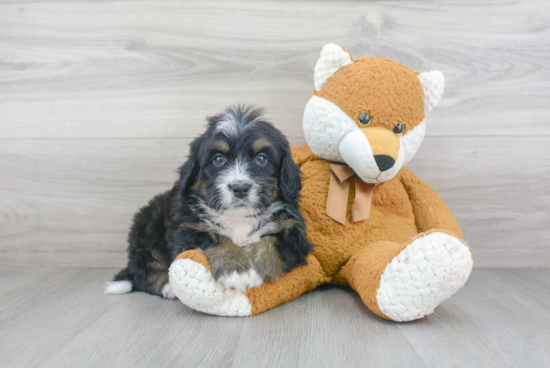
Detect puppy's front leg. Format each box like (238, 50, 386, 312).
(204, 237, 263, 292)
(245, 236, 285, 283)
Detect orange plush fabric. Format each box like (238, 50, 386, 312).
(246, 254, 327, 316)
(175, 249, 211, 271)
(315, 56, 425, 135)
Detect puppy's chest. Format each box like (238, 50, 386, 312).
(209, 215, 266, 247)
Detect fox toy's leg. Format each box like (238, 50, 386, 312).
(169, 250, 327, 317)
(343, 230, 473, 322)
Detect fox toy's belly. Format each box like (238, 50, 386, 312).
(299, 159, 418, 279)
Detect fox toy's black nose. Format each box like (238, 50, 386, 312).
(374, 155, 395, 172)
(229, 182, 252, 199)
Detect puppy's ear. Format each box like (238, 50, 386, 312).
(178, 157, 200, 195)
(178, 137, 203, 195)
(278, 150, 302, 205)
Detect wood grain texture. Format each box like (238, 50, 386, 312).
(0, 0, 549, 138)
(1, 0, 549, 267)
(0, 267, 549, 367)
(1, 136, 548, 268)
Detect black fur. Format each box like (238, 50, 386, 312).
(112, 105, 313, 297)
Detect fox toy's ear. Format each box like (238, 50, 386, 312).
(418, 71, 445, 113)
(314, 44, 353, 91)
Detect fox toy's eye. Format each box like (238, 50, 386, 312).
(213, 154, 226, 167)
(358, 113, 371, 126)
(393, 123, 404, 135)
(255, 153, 268, 166)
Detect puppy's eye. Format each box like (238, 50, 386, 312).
(255, 154, 268, 166)
(213, 154, 226, 167)
(358, 113, 371, 126)
(393, 123, 404, 135)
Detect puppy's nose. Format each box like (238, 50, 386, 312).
(374, 154, 395, 172)
(229, 182, 252, 199)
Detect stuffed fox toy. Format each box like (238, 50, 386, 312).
(169, 44, 473, 322)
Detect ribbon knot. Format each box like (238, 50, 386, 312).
(325, 164, 375, 225)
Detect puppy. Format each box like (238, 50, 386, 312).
(106, 105, 313, 298)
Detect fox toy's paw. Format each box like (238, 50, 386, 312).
(376, 232, 473, 322)
(168, 250, 253, 317)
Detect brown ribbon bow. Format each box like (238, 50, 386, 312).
(325, 164, 376, 225)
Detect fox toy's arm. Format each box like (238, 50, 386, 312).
(398, 167, 463, 239)
(290, 145, 318, 167)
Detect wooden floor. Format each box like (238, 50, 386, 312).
(0, 267, 548, 367)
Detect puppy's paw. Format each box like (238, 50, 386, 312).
(218, 269, 264, 293)
(161, 282, 176, 299)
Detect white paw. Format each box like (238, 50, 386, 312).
(161, 283, 176, 299)
(376, 232, 473, 322)
(218, 269, 264, 293)
(168, 258, 253, 317)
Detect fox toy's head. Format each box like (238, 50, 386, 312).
(303, 44, 444, 183)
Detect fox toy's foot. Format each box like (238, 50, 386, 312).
(169, 250, 327, 317)
(168, 250, 254, 316)
(344, 231, 473, 322)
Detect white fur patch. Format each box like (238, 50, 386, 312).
(314, 43, 353, 91)
(169, 258, 253, 317)
(215, 111, 244, 138)
(161, 283, 176, 299)
(303, 95, 357, 162)
(201, 201, 284, 247)
(104, 280, 132, 295)
(376, 232, 473, 322)
(218, 269, 263, 293)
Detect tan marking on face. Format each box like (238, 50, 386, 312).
(361, 126, 401, 161)
(211, 140, 230, 153)
(199, 179, 208, 196)
(252, 139, 272, 153)
(314, 56, 425, 134)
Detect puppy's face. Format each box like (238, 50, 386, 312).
(199, 133, 280, 215)
(181, 107, 300, 215)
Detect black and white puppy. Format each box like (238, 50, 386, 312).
(106, 106, 313, 298)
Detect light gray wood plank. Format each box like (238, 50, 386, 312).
(231, 287, 424, 368)
(0, 266, 66, 297)
(409, 136, 550, 268)
(39, 292, 244, 368)
(1, 267, 549, 368)
(1, 136, 548, 268)
(0, 267, 124, 367)
(397, 269, 550, 367)
(0, 0, 549, 138)
(37, 287, 422, 368)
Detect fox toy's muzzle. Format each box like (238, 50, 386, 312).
(338, 125, 404, 183)
(360, 126, 400, 172)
